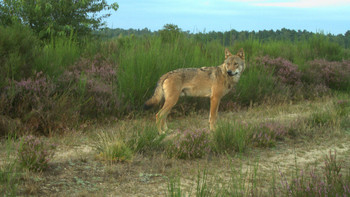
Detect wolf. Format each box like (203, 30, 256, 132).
(144, 48, 246, 134)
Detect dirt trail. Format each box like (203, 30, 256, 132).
(264, 140, 350, 171)
(43, 130, 350, 196)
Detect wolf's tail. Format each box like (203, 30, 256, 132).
(144, 81, 164, 110)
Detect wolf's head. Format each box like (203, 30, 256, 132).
(223, 48, 245, 77)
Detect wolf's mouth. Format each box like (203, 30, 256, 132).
(227, 70, 238, 76)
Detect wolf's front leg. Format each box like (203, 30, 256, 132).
(209, 96, 221, 131)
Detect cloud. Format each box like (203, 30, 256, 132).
(227, 0, 350, 8)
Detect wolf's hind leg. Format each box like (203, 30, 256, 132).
(156, 82, 181, 134)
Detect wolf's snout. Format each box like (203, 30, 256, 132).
(227, 70, 238, 76)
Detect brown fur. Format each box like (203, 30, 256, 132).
(144, 48, 246, 133)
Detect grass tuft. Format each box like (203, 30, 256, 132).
(17, 135, 56, 172)
(128, 123, 166, 154)
(94, 131, 133, 162)
(213, 121, 250, 154)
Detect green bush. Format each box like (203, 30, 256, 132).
(234, 64, 280, 105)
(0, 23, 40, 87)
(308, 34, 343, 61)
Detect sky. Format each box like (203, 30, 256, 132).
(104, 0, 350, 35)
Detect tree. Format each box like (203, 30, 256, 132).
(0, 0, 118, 38)
(159, 24, 182, 43)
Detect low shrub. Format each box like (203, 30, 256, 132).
(1, 72, 79, 135)
(251, 122, 288, 148)
(306, 59, 350, 91)
(58, 54, 120, 117)
(167, 128, 211, 159)
(17, 135, 56, 172)
(257, 56, 302, 86)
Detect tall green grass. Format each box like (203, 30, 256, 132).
(0, 137, 20, 196)
(127, 123, 166, 154)
(236, 33, 345, 63)
(235, 64, 277, 105)
(112, 33, 349, 111)
(34, 37, 81, 78)
(111, 36, 225, 108)
(1, 22, 350, 135)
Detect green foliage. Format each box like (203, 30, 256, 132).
(0, 0, 119, 38)
(34, 37, 81, 77)
(1, 21, 350, 135)
(0, 137, 20, 196)
(195, 170, 213, 197)
(0, 161, 18, 195)
(309, 110, 338, 128)
(213, 121, 250, 154)
(335, 99, 350, 117)
(0, 23, 40, 87)
(167, 177, 183, 197)
(17, 135, 56, 171)
(308, 34, 343, 61)
(234, 64, 279, 106)
(159, 24, 183, 43)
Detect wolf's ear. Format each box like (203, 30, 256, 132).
(225, 48, 233, 59)
(237, 48, 245, 60)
